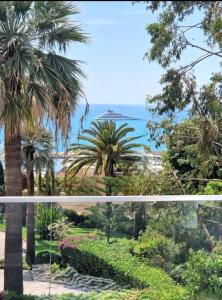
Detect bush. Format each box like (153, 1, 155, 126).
(183, 250, 222, 296)
(35, 250, 61, 265)
(133, 230, 178, 271)
(60, 239, 186, 300)
(213, 242, 222, 256)
(63, 209, 86, 226)
(36, 204, 64, 240)
(48, 216, 71, 241)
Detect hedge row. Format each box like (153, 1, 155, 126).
(60, 240, 186, 300)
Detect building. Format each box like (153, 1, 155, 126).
(145, 150, 163, 173)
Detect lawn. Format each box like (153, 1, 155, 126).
(0, 223, 95, 255)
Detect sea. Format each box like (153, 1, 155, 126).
(0, 103, 187, 172)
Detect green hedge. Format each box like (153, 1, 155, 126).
(35, 250, 61, 265)
(60, 240, 186, 300)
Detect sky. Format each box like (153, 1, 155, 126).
(66, 1, 221, 106)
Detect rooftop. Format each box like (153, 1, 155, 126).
(95, 109, 140, 121)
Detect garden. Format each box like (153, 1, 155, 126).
(1, 1, 222, 300)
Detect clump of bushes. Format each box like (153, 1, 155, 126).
(63, 209, 86, 226)
(36, 204, 65, 240)
(35, 250, 61, 265)
(133, 230, 178, 271)
(60, 239, 186, 299)
(182, 250, 222, 296)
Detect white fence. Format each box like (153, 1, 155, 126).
(0, 195, 222, 202)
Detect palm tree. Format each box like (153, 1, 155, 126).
(22, 124, 53, 266)
(66, 121, 142, 243)
(0, 2, 87, 294)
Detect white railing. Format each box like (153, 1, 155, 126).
(0, 195, 222, 202)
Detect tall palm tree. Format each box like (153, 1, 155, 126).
(66, 121, 142, 242)
(22, 124, 53, 266)
(0, 2, 87, 294)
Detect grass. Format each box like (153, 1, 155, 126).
(35, 238, 58, 254)
(0, 223, 94, 255)
(67, 226, 95, 236)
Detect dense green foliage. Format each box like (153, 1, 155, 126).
(60, 239, 186, 299)
(133, 230, 178, 271)
(183, 250, 222, 296)
(35, 251, 61, 265)
(35, 205, 64, 240)
(66, 121, 142, 177)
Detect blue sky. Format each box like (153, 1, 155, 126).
(66, 1, 221, 105)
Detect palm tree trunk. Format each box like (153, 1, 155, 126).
(26, 153, 35, 266)
(38, 167, 42, 195)
(4, 125, 23, 295)
(45, 167, 50, 196)
(134, 203, 146, 240)
(105, 174, 113, 244)
(51, 165, 55, 195)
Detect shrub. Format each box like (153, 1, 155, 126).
(35, 250, 61, 265)
(133, 230, 178, 271)
(36, 204, 63, 240)
(183, 250, 222, 296)
(63, 209, 86, 226)
(50, 263, 61, 274)
(60, 239, 186, 300)
(48, 216, 71, 241)
(212, 242, 222, 256)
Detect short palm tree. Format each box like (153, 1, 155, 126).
(0, 2, 87, 294)
(65, 120, 142, 242)
(66, 121, 142, 177)
(22, 124, 53, 266)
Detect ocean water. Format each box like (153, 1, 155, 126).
(0, 103, 186, 172)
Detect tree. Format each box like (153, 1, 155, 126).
(66, 120, 142, 242)
(138, 2, 222, 154)
(164, 118, 222, 193)
(21, 124, 53, 266)
(1, 2, 87, 294)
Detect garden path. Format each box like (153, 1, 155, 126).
(0, 270, 83, 295)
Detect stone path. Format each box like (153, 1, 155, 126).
(32, 265, 124, 292)
(0, 269, 82, 295)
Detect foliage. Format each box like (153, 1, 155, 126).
(21, 125, 54, 174)
(183, 250, 222, 296)
(48, 216, 71, 241)
(213, 242, 222, 256)
(35, 204, 64, 240)
(163, 119, 222, 193)
(203, 181, 222, 195)
(35, 251, 61, 265)
(60, 239, 186, 299)
(142, 1, 222, 117)
(133, 230, 178, 271)
(65, 121, 142, 177)
(50, 263, 61, 274)
(64, 176, 104, 196)
(84, 203, 134, 237)
(63, 209, 87, 226)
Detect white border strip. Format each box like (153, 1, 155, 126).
(0, 195, 222, 203)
